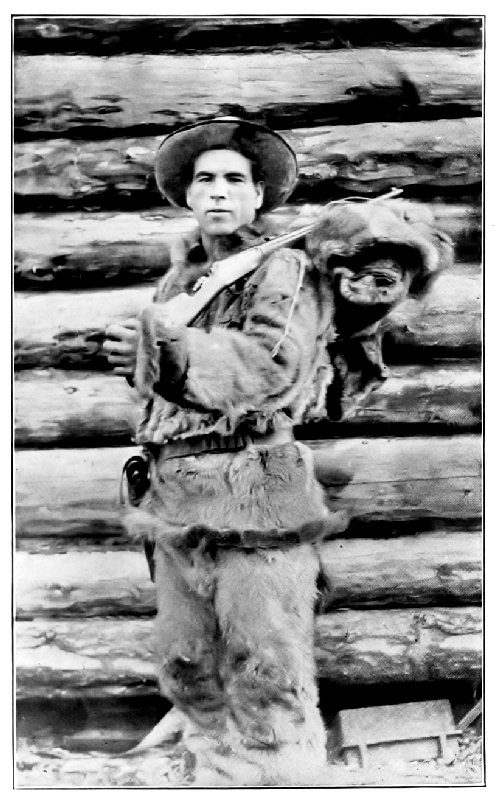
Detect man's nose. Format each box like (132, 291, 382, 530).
(210, 177, 228, 198)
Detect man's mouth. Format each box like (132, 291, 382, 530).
(206, 209, 231, 215)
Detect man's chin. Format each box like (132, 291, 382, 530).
(203, 220, 239, 236)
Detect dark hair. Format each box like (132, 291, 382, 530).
(182, 142, 265, 188)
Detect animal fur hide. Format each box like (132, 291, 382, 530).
(304, 200, 453, 418)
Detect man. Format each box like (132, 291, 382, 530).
(104, 117, 452, 786)
(104, 118, 337, 786)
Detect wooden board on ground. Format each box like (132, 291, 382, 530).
(15, 531, 482, 619)
(15, 435, 481, 538)
(16, 607, 482, 699)
(14, 49, 482, 137)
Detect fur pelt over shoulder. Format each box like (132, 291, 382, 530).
(305, 199, 453, 297)
(303, 200, 453, 419)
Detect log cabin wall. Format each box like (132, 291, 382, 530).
(14, 16, 482, 721)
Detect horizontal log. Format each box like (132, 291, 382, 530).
(16, 617, 157, 699)
(317, 531, 482, 611)
(14, 286, 145, 370)
(313, 607, 482, 683)
(318, 362, 481, 431)
(17, 550, 154, 618)
(14, 200, 482, 290)
(15, 435, 481, 538)
(14, 363, 481, 448)
(383, 271, 481, 359)
(14, 49, 482, 138)
(14, 207, 191, 289)
(16, 695, 170, 757)
(13, 270, 482, 370)
(14, 118, 482, 210)
(16, 607, 482, 698)
(14, 370, 137, 446)
(13, 17, 483, 54)
(16, 536, 141, 555)
(15, 531, 482, 619)
(312, 434, 481, 523)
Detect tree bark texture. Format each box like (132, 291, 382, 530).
(311, 434, 481, 524)
(13, 16, 482, 55)
(382, 270, 481, 360)
(15, 531, 481, 619)
(13, 270, 481, 370)
(314, 607, 481, 683)
(14, 286, 146, 370)
(15, 607, 482, 699)
(14, 363, 481, 448)
(14, 118, 481, 209)
(14, 50, 482, 138)
(317, 531, 481, 611)
(14, 201, 481, 290)
(15, 435, 481, 538)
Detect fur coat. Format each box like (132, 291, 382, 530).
(124, 204, 451, 550)
(133, 220, 334, 444)
(124, 221, 336, 549)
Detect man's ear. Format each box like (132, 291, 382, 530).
(185, 183, 193, 210)
(254, 182, 264, 211)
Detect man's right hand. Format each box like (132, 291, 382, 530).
(103, 318, 139, 378)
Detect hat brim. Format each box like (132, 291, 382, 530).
(155, 118, 298, 212)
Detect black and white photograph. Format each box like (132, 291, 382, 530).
(13, 10, 484, 789)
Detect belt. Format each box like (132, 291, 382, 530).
(147, 426, 294, 461)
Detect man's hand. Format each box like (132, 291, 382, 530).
(103, 318, 139, 377)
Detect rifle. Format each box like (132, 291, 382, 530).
(156, 187, 403, 327)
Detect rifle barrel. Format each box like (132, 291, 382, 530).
(253, 187, 404, 259)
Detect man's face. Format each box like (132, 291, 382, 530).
(185, 149, 264, 236)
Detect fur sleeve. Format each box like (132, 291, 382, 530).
(136, 248, 330, 421)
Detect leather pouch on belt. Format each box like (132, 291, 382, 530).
(123, 454, 151, 507)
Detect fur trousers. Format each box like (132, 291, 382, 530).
(154, 539, 327, 787)
(123, 441, 329, 785)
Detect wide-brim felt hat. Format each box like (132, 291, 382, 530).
(155, 117, 298, 211)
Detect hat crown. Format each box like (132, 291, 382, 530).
(209, 115, 242, 122)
